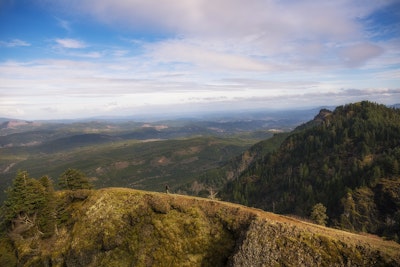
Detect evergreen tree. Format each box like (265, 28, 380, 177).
(37, 176, 57, 237)
(58, 168, 93, 190)
(310, 203, 328, 226)
(3, 171, 29, 222)
(4, 171, 46, 222)
(3, 171, 55, 238)
(39, 175, 54, 192)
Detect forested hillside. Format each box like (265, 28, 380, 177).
(179, 132, 290, 196)
(220, 101, 400, 241)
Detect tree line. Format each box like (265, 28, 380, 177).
(1, 169, 93, 239)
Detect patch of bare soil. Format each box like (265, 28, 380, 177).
(114, 161, 129, 170)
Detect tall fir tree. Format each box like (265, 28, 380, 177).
(58, 168, 92, 190)
(37, 175, 56, 237)
(3, 171, 56, 237)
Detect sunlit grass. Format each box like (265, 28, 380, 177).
(2, 187, 399, 266)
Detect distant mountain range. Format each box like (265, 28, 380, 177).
(0, 107, 321, 204)
(391, 103, 400, 109)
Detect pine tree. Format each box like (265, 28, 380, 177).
(340, 192, 356, 231)
(4, 171, 30, 222)
(58, 168, 92, 190)
(3, 171, 51, 238)
(37, 176, 56, 237)
(310, 203, 328, 226)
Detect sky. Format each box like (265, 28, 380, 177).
(0, 0, 399, 120)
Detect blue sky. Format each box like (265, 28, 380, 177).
(0, 0, 399, 120)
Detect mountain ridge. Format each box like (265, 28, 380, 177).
(216, 101, 400, 241)
(1, 187, 399, 266)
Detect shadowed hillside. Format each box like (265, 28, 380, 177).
(220, 101, 400, 241)
(1, 188, 399, 266)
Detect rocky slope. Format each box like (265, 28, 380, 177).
(1, 188, 399, 266)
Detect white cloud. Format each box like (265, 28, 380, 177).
(52, 1, 393, 41)
(146, 40, 269, 71)
(70, 51, 103, 58)
(112, 50, 129, 57)
(0, 39, 31, 47)
(55, 17, 72, 33)
(56, 0, 364, 38)
(1, 56, 398, 119)
(47, 0, 392, 71)
(339, 43, 384, 67)
(1, 0, 398, 119)
(55, 38, 87, 49)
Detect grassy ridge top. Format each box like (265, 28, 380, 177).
(3, 187, 399, 266)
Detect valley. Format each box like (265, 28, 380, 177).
(0, 108, 315, 203)
(1, 102, 399, 264)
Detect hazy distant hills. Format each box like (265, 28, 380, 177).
(0, 135, 251, 204)
(0, 108, 319, 203)
(391, 103, 400, 109)
(0, 110, 305, 150)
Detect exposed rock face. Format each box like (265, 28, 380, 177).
(229, 218, 397, 266)
(1, 188, 399, 266)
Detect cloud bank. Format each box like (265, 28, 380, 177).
(46, 0, 396, 70)
(0, 0, 399, 119)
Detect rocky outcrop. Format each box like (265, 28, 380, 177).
(229, 218, 399, 266)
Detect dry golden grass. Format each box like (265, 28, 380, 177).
(118, 187, 400, 259)
(7, 187, 398, 266)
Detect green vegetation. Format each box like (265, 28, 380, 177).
(0, 136, 253, 203)
(2, 169, 93, 241)
(2, 171, 57, 240)
(179, 132, 290, 196)
(58, 168, 93, 190)
(1, 111, 310, 204)
(1, 101, 400, 264)
(1, 183, 399, 266)
(221, 101, 400, 241)
(310, 203, 328, 226)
